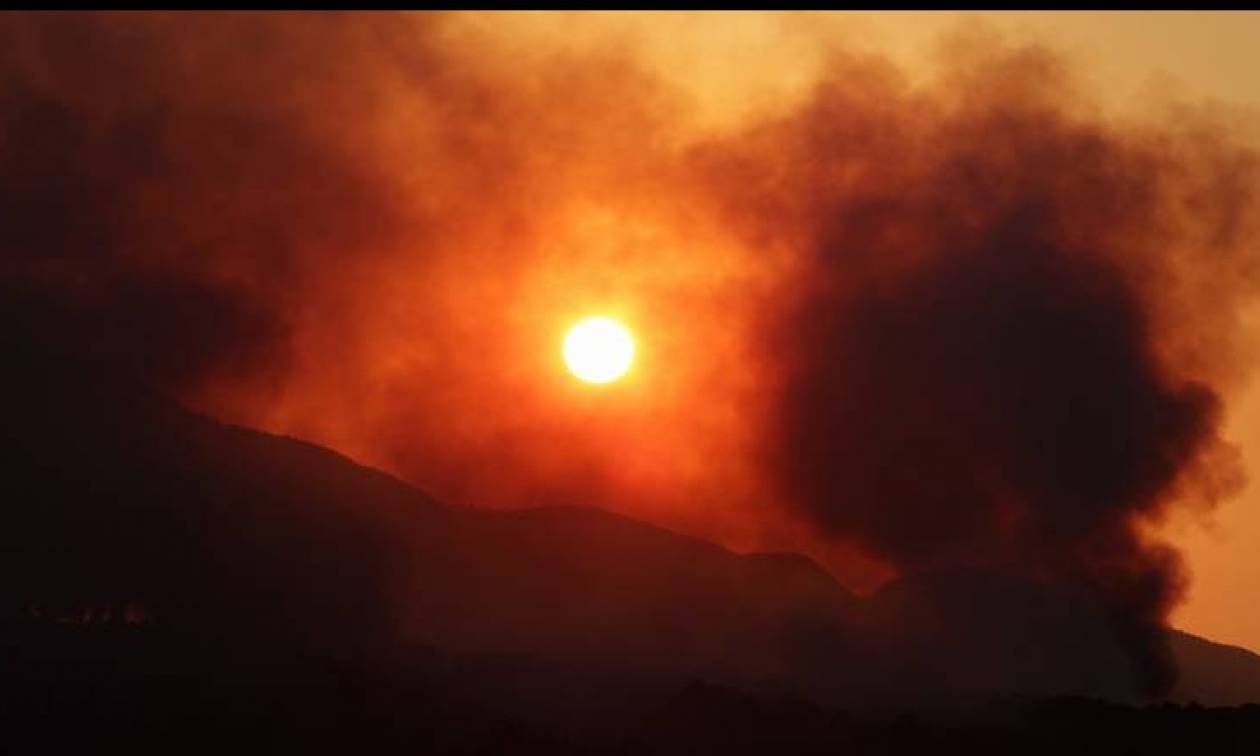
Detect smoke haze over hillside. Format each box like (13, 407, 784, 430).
(3, 12, 1259, 692)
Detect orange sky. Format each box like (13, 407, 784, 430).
(422, 11, 1260, 652)
(8, 12, 1255, 653)
(236, 11, 1260, 651)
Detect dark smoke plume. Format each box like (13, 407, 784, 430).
(696, 44, 1260, 693)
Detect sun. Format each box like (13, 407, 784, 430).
(563, 316, 635, 384)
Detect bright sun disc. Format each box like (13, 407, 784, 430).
(563, 316, 635, 384)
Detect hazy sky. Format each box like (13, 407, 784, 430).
(5, 11, 1258, 653)
(480, 10, 1260, 651)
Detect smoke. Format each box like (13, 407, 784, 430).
(694, 41, 1260, 692)
(2, 13, 1259, 694)
(0, 12, 413, 389)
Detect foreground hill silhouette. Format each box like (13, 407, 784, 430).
(3, 350, 1260, 752)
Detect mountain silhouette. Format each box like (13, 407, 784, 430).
(3, 348, 1259, 752)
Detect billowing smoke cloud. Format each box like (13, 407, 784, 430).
(695, 44, 1260, 692)
(2, 13, 1258, 695)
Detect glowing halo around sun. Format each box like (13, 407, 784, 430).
(563, 316, 635, 384)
